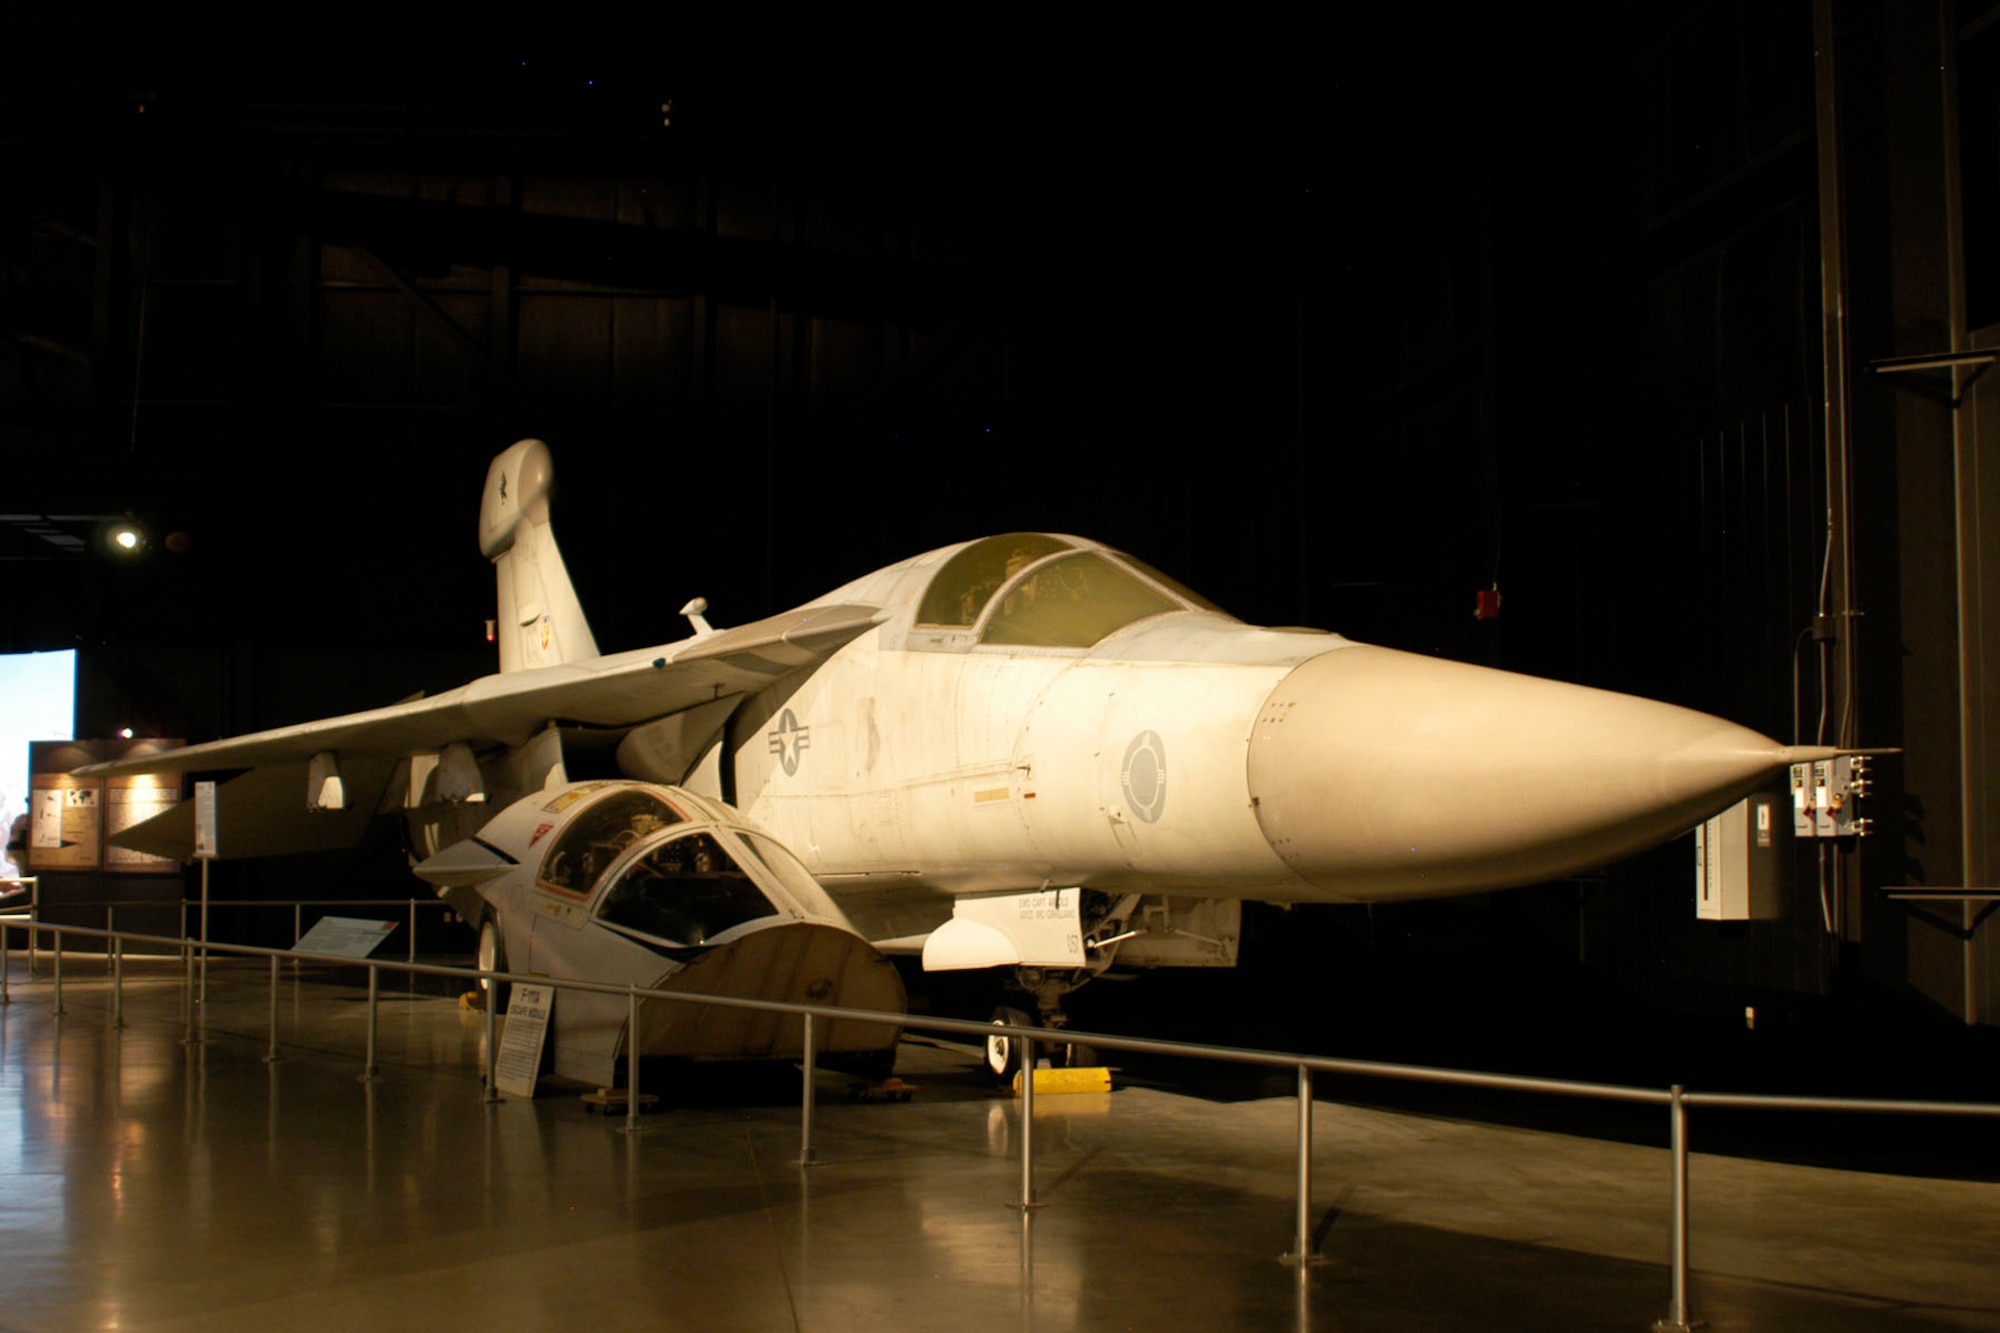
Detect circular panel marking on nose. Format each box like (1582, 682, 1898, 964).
(1121, 730, 1167, 823)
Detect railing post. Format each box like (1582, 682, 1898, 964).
(797, 1012, 819, 1166)
(293, 903, 301, 948)
(482, 972, 502, 1104)
(181, 940, 195, 1045)
(51, 930, 63, 1016)
(198, 858, 210, 1006)
(1285, 1063, 1318, 1265)
(408, 899, 417, 964)
(1017, 1031, 1038, 1209)
(1653, 1084, 1694, 1333)
(360, 964, 379, 1081)
(111, 936, 123, 1030)
(624, 985, 641, 1133)
(105, 906, 114, 972)
(264, 954, 283, 1063)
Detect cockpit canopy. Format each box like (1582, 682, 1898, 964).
(595, 829, 779, 948)
(534, 787, 786, 950)
(913, 533, 1223, 650)
(537, 787, 683, 897)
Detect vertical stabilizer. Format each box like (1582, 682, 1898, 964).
(479, 439, 601, 672)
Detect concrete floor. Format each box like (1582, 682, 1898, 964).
(1, 954, 1997, 1332)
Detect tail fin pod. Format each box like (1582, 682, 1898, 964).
(480, 439, 601, 672)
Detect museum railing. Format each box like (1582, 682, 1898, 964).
(4, 917, 1999, 1333)
(20, 893, 459, 964)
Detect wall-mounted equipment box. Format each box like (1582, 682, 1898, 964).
(1696, 792, 1783, 920)
(1790, 756, 1873, 838)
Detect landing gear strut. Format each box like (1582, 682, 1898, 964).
(982, 971, 1101, 1082)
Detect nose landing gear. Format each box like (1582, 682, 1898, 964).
(982, 983, 1100, 1082)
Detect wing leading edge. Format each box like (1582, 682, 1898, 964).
(78, 601, 882, 780)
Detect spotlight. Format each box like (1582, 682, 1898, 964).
(101, 517, 148, 555)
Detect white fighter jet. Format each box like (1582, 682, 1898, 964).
(86, 439, 1840, 1081)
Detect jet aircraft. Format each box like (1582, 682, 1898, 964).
(84, 439, 1840, 1081)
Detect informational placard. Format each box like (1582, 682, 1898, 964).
(293, 916, 398, 958)
(193, 780, 218, 860)
(104, 777, 182, 872)
(27, 778, 99, 870)
(494, 983, 554, 1098)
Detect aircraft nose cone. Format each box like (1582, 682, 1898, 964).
(1247, 646, 1801, 899)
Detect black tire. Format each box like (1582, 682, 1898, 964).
(1057, 1041, 1098, 1069)
(478, 917, 510, 1011)
(984, 1005, 1037, 1081)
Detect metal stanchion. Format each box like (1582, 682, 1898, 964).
(360, 965, 379, 1081)
(263, 955, 283, 1063)
(111, 937, 123, 1030)
(293, 904, 302, 948)
(180, 941, 195, 1045)
(51, 931, 63, 1016)
(624, 986, 641, 1134)
(105, 906, 113, 972)
(198, 859, 210, 1006)
(483, 974, 502, 1103)
(1285, 1064, 1317, 1265)
(1653, 1084, 1694, 1333)
(407, 899, 417, 965)
(797, 1012, 819, 1166)
(1017, 1032, 1038, 1209)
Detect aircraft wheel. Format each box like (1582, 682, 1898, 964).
(477, 917, 510, 1011)
(984, 1006, 1037, 1081)
(1057, 1041, 1098, 1069)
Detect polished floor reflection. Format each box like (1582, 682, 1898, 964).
(1, 953, 1997, 1331)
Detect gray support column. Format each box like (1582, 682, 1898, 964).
(198, 858, 210, 1006)
(360, 966, 379, 1081)
(483, 978, 502, 1104)
(1939, 0, 1984, 1025)
(797, 1012, 819, 1166)
(263, 955, 282, 1063)
(1286, 1064, 1316, 1264)
(1653, 1085, 1694, 1333)
(1017, 1033, 1038, 1209)
(624, 987, 641, 1134)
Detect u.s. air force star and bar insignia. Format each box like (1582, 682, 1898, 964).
(767, 709, 811, 776)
